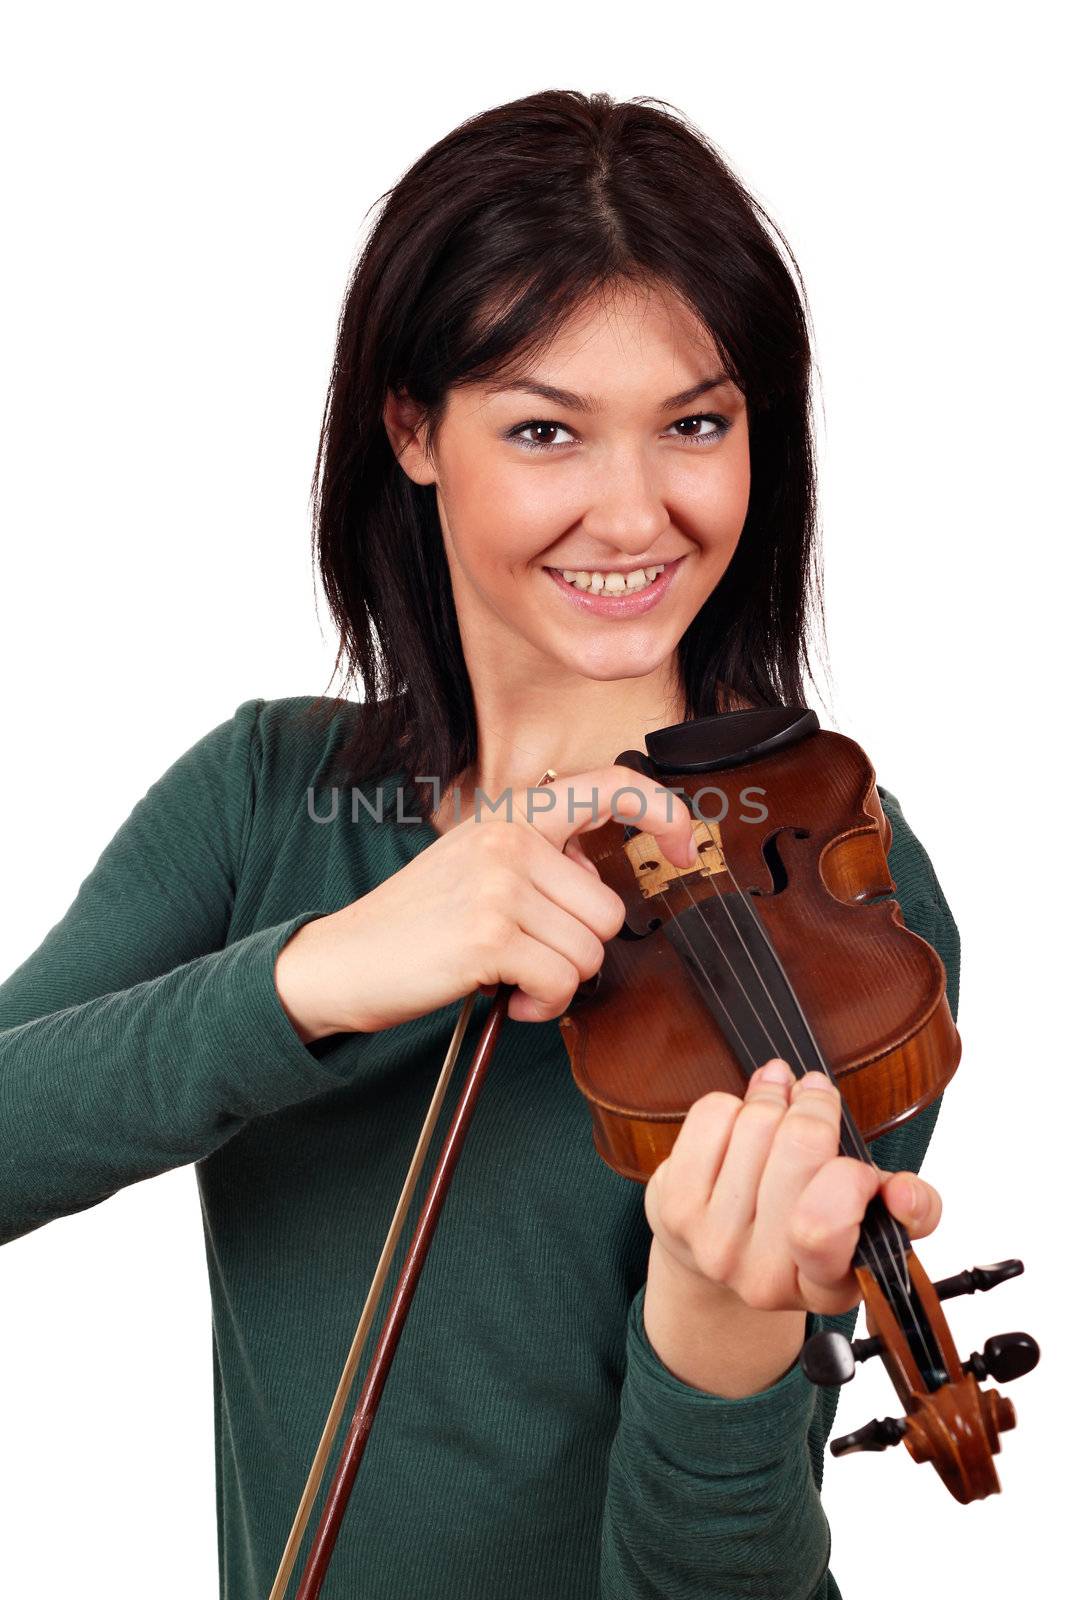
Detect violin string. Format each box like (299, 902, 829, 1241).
(701, 841, 918, 1311)
(676, 831, 937, 1373)
(673, 844, 923, 1336)
(684, 860, 916, 1319)
(651, 849, 914, 1311)
(679, 839, 915, 1297)
(625, 820, 937, 1375)
(632, 849, 796, 1072)
(641, 846, 934, 1371)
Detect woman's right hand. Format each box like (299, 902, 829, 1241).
(274, 764, 697, 1040)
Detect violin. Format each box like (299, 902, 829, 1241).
(273, 707, 1039, 1598)
(561, 706, 1039, 1496)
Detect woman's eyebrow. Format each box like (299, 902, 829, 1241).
(482, 374, 733, 414)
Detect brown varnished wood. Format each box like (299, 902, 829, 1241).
(856, 1256, 1010, 1502)
(559, 728, 961, 1180)
(554, 717, 1021, 1507)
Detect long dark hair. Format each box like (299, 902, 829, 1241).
(308, 89, 822, 816)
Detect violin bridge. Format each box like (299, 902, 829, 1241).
(625, 818, 726, 897)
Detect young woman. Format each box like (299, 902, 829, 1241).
(0, 90, 957, 1598)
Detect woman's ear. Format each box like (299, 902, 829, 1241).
(383, 389, 437, 486)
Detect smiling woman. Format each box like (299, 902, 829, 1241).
(310, 91, 819, 827)
(0, 88, 959, 1600)
(380, 286, 752, 754)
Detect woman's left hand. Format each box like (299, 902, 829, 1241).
(644, 1057, 943, 1320)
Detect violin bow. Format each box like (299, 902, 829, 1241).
(270, 771, 556, 1600)
(267, 990, 477, 1599)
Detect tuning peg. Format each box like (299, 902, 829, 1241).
(830, 1415, 908, 1456)
(934, 1259, 1024, 1302)
(801, 1328, 884, 1387)
(963, 1332, 1041, 1383)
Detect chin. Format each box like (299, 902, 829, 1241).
(552, 641, 678, 683)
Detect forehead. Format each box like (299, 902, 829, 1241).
(468, 282, 729, 408)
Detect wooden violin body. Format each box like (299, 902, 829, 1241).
(560, 707, 960, 1178)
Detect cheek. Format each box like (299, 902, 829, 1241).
(699, 429, 751, 549)
(655, 414, 750, 535)
(445, 452, 566, 576)
(724, 463, 751, 544)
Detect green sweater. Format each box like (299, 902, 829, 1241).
(0, 696, 959, 1600)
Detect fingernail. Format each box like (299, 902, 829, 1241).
(901, 1178, 918, 1212)
(759, 1058, 793, 1085)
(796, 1071, 837, 1092)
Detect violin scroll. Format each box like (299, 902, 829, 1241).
(803, 1255, 1040, 1503)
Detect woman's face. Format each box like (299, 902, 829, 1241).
(386, 281, 750, 688)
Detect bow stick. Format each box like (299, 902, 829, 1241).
(270, 771, 557, 1599)
(267, 991, 477, 1599)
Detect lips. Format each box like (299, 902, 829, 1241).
(543, 556, 685, 617)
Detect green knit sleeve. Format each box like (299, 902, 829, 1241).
(0, 698, 345, 1246)
(597, 786, 961, 1600)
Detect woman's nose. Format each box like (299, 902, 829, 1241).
(579, 456, 671, 553)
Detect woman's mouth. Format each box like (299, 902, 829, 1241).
(542, 557, 685, 616)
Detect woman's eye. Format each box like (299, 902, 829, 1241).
(511, 421, 576, 451)
(667, 414, 730, 444)
(507, 413, 731, 453)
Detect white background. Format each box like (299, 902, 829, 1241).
(1, 5, 1060, 1595)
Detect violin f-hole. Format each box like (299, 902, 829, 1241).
(750, 826, 811, 897)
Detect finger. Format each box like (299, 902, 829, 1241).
(497, 928, 581, 1021)
(526, 837, 626, 943)
(880, 1169, 943, 1241)
(645, 1090, 743, 1241)
(701, 1060, 794, 1246)
(526, 765, 696, 870)
(562, 835, 602, 876)
(750, 1069, 842, 1257)
(788, 1155, 882, 1314)
(510, 879, 606, 985)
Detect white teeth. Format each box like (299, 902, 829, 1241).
(557, 564, 666, 594)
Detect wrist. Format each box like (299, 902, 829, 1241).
(643, 1236, 806, 1398)
(274, 911, 349, 1044)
